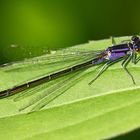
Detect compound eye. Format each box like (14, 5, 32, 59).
(131, 36, 139, 42)
(134, 45, 138, 49)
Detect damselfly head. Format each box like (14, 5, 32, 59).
(131, 36, 140, 53)
(131, 36, 140, 44)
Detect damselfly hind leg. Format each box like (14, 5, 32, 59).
(88, 57, 123, 85)
(121, 54, 136, 84)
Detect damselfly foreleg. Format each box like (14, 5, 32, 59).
(132, 51, 137, 63)
(132, 52, 140, 64)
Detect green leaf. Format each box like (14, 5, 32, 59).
(0, 36, 140, 140)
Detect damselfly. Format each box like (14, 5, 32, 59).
(0, 36, 140, 99)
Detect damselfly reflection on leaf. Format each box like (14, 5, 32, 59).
(0, 36, 140, 111)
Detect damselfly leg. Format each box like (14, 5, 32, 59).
(132, 51, 137, 63)
(135, 56, 140, 64)
(132, 52, 140, 64)
(121, 54, 136, 84)
(88, 57, 124, 85)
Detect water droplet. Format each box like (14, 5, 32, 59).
(10, 44, 18, 48)
(50, 50, 56, 54)
(29, 52, 32, 55)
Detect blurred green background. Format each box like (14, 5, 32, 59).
(0, 0, 140, 64)
(1, 1, 140, 139)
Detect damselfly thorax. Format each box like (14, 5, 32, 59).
(103, 36, 140, 61)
